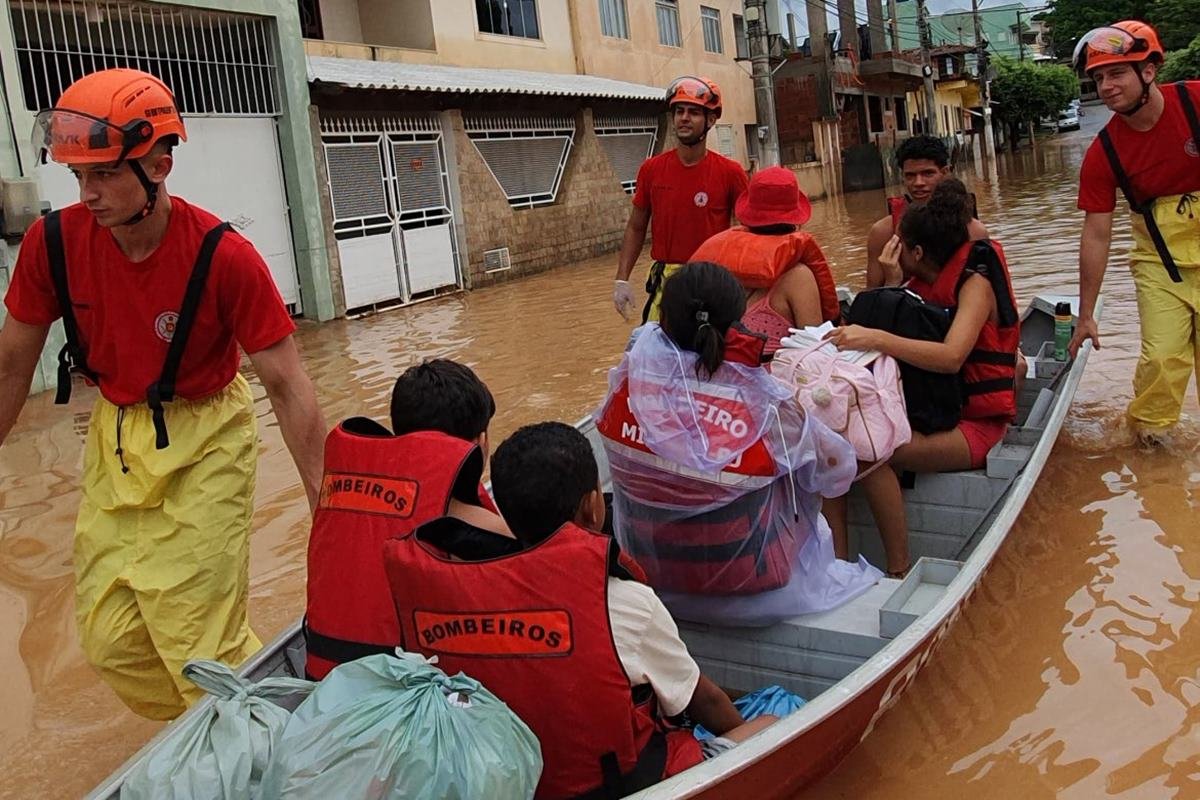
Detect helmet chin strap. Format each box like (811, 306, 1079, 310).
(121, 159, 160, 226)
(1117, 67, 1154, 117)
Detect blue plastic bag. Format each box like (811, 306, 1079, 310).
(120, 660, 316, 800)
(259, 652, 542, 800)
(693, 685, 806, 741)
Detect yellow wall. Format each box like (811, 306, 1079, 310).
(310, 0, 576, 73)
(906, 85, 971, 136)
(571, 0, 755, 167)
(306, 0, 756, 166)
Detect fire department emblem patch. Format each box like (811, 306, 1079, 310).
(694, 191, 709, 208)
(155, 311, 179, 342)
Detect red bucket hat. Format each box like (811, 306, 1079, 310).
(735, 166, 812, 227)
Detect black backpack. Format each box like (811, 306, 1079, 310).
(846, 287, 962, 434)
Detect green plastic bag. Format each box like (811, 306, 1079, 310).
(121, 660, 316, 800)
(259, 652, 542, 800)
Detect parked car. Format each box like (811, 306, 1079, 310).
(1057, 108, 1081, 132)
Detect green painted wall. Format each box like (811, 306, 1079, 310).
(0, 0, 334, 396)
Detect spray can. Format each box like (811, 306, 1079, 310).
(1054, 301, 1072, 361)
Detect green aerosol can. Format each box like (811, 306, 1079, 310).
(1054, 301, 1072, 361)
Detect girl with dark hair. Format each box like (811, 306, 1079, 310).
(824, 179, 1021, 576)
(596, 262, 881, 626)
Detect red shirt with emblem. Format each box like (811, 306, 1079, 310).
(4, 197, 296, 406)
(632, 150, 749, 263)
(1077, 80, 1200, 212)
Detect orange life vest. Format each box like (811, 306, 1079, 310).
(384, 522, 704, 799)
(907, 240, 1020, 421)
(690, 227, 840, 323)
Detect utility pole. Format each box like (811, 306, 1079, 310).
(887, 0, 899, 51)
(916, 0, 938, 135)
(972, 0, 997, 167)
(1016, 6, 1025, 61)
(744, 0, 780, 167)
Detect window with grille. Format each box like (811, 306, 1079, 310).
(9, 0, 280, 115)
(466, 115, 575, 209)
(595, 116, 657, 194)
(701, 7, 722, 54)
(733, 14, 748, 59)
(655, 0, 680, 47)
(598, 0, 628, 39)
(476, 0, 540, 40)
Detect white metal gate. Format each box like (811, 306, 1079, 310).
(321, 114, 460, 311)
(9, 0, 302, 311)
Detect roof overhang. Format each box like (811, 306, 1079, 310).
(306, 56, 667, 102)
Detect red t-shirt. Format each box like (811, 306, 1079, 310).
(1078, 81, 1200, 212)
(632, 150, 749, 263)
(4, 197, 296, 406)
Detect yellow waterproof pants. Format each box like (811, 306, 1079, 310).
(75, 374, 262, 720)
(1127, 194, 1200, 430)
(644, 262, 684, 323)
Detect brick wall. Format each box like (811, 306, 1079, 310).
(774, 75, 819, 165)
(452, 107, 636, 286)
(838, 96, 864, 149)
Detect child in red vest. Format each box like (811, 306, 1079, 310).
(386, 422, 776, 798)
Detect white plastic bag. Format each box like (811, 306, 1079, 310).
(259, 651, 542, 800)
(120, 660, 316, 800)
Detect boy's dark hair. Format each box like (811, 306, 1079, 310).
(491, 422, 599, 546)
(390, 359, 495, 439)
(746, 223, 797, 236)
(895, 135, 949, 170)
(898, 178, 972, 267)
(659, 261, 747, 380)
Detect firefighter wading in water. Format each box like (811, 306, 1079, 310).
(0, 68, 327, 719)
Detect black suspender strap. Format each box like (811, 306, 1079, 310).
(1177, 82, 1200, 150)
(44, 211, 100, 404)
(1097, 128, 1184, 283)
(145, 222, 232, 449)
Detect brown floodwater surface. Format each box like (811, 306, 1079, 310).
(3, 109, 1200, 799)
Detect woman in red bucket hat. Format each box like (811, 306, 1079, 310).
(691, 166, 838, 358)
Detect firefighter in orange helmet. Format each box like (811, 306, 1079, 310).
(1070, 21, 1200, 445)
(613, 76, 749, 323)
(0, 68, 327, 718)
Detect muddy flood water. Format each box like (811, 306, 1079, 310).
(4, 108, 1200, 799)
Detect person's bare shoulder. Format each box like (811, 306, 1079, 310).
(867, 215, 893, 248)
(968, 217, 990, 241)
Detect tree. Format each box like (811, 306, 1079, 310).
(1042, 0, 1150, 60)
(1042, 0, 1200, 60)
(990, 57, 1079, 150)
(1160, 34, 1200, 82)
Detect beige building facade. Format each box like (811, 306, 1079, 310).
(300, 0, 758, 315)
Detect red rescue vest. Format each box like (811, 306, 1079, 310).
(691, 227, 840, 323)
(304, 418, 483, 680)
(595, 325, 795, 595)
(907, 240, 1020, 421)
(384, 522, 703, 800)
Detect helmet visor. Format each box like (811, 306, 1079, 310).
(667, 76, 714, 105)
(1072, 26, 1148, 70)
(32, 109, 153, 165)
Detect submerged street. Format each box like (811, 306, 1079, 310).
(3, 105, 1200, 798)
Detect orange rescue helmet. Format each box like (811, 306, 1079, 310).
(33, 68, 186, 166)
(1073, 20, 1164, 75)
(667, 76, 722, 119)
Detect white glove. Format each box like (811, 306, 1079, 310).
(613, 279, 636, 321)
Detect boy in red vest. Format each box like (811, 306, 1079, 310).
(304, 359, 509, 679)
(386, 422, 775, 798)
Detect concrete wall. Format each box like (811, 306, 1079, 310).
(321, 0, 363, 43)
(0, 0, 334, 395)
(572, 0, 755, 168)
(311, 0, 576, 73)
(452, 107, 633, 286)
